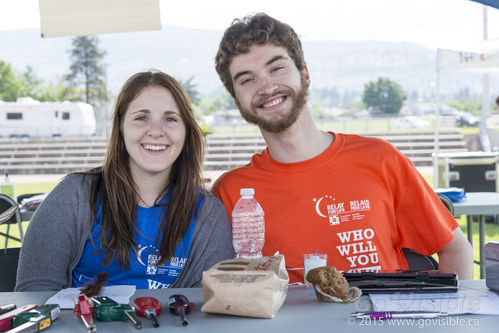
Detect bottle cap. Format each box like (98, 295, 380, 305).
(240, 188, 255, 196)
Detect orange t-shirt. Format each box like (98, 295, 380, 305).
(212, 133, 458, 284)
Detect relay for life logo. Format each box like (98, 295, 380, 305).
(312, 195, 381, 272)
(137, 244, 187, 289)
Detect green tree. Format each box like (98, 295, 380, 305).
(199, 96, 222, 115)
(199, 89, 236, 116)
(347, 100, 366, 113)
(316, 86, 341, 107)
(445, 99, 481, 114)
(65, 36, 107, 106)
(19, 66, 43, 99)
(179, 76, 200, 105)
(217, 89, 236, 110)
(0, 60, 22, 101)
(37, 77, 82, 102)
(310, 101, 328, 121)
(362, 77, 406, 115)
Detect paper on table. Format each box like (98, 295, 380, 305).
(45, 285, 136, 309)
(369, 289, 499, 315)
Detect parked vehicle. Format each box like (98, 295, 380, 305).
(456, 112, 479, 127)
(394, 116, 431, 129)
(0, 97, 96, 137)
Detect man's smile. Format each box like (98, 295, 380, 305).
(255, 92, 290, 112)
(260, 96, 286, 109)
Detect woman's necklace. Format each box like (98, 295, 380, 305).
(137, 195, 157, 208)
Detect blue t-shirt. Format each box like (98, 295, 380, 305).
(72, 190, 205, 289)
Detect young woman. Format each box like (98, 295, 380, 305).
(15, 71, 234, 291)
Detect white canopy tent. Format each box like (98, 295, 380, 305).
(437, 45, 499, 74)
(434, 39, 499, 187)
(39, 0, 161, 37)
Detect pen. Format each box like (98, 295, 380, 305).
(351, 311, 449, 319)
(0, 304, 16, 315)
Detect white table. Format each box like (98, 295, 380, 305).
(0, 281, 496, 332)
(453, 192, 499, 278)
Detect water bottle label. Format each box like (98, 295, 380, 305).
(0, 184, 15, 198)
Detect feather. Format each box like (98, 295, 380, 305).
(79, 272, 110, 298)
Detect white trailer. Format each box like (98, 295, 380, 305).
(0, 97, 96, 137)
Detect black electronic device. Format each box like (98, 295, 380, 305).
(343, 270, 458, 294)
(485, 241, 499, 291)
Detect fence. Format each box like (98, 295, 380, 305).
(0, 132, 469, 174)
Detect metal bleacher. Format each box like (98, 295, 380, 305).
(0, 132, 469, 174)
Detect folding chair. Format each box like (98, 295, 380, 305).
(17, 193, 45, 205)
(402, 194, 454, 271)
(0, 247, 21, 292)
(0, 193, 24, 250)
(403, 248, 438, 271)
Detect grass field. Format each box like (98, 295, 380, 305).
(16, 182, 58, 196)
(207, 119, 468, 137)
(2, 171, 498, 280)
(1, 182, 57, 248)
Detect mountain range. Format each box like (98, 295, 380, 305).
(1, 26, 498, 100)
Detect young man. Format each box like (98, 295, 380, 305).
(212, 13, 473, 283)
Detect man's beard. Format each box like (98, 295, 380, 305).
(234, 75, 308, 133)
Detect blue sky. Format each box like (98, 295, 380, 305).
(0, 0, 498, 50)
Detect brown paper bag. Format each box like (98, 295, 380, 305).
(201, 254, 289, 319)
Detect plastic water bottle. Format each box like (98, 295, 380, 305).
(231, 188, 265, 259)
(0, 172, 16, 199)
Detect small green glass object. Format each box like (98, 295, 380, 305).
(93, 296, 142, 329)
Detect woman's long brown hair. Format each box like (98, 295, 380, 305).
(80, 71, 204, 267)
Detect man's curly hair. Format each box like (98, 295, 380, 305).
(215, 13, 305, 97)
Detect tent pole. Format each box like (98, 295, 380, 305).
(480, 5, 491, 152)
(481, 74, 491, 152)
(434, 69, 440, 188)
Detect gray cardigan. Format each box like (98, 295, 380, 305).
(15, 174, 234, 291)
